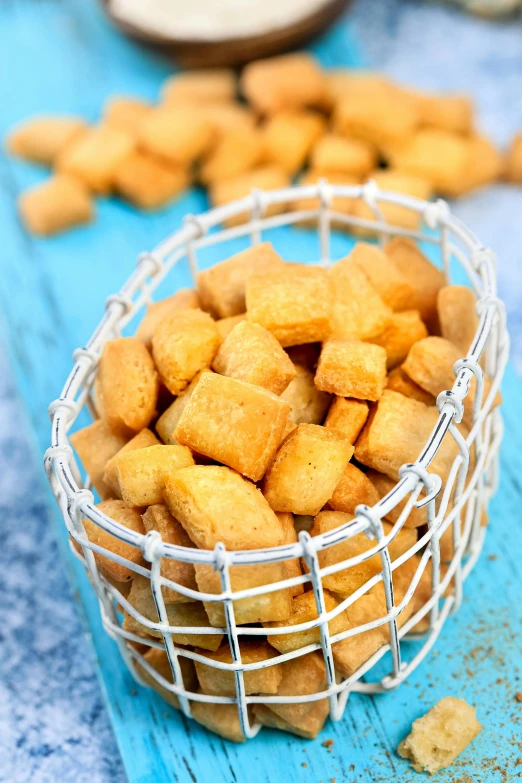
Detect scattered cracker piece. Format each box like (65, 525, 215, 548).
(506, 132, 522, 183)
(57, 126, 135, 194)
(241, 53, 326, 115)
(437, 285, 479, 356)
(114, 151, 189, 209)
(333, 86, 420, 149)
(443, 134, 503, 198)
(200, 102, 256, 135)
(387, 129, 469, 196)
(326, 462, 380, 514)
(210, 165, 290, 227)
(311, 134, 376, 179)
(135, 648, 197, 709)
(136, 289, 200, 348)
(315, 340, 387, 401)
(348, 242, 415, 311)
(263, 110, 326, 175)
(116, 443, 194, 507)
(281, 364, 331, 425)
(386, 366, 436, 405)
(265, 589, 348, 653)
(200, 125, 264, 185)
(326, 70, 396, 105)
(6, 115, 87, 165)
(409, 90, 473, 134)
(155, 370, 212, 445)
(194, 641, 282, 696)
(324, 397, 369, 443)
(70, 420, 128, 500)
(103, 428, 160, 496)
(398, 697, 482, 773)
(162, 69, 236, 105)
(79, 499, 145, 582)
(328, 256, 393, 341)
(103, 96, 152, 135)
(370, 310, 428, 370)
(139, 106, 213, 166)
(18, 175, 94, 236)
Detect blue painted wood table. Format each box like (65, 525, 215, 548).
(0, 2, 520, 782)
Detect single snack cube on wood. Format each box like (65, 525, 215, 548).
(262, 110, 326, 175)
(103, 96, 152, 135)
(80, 499, 145, 582)
(265, 589, 348, 653)
(19, 175, 94, 237)
(277, 511, 304, 597)
(136, 289, 200, 348)
(174, 374, 290, 480)
(194, 641, 282, 696)
(386, 366, 436, 406)
(151, 308, 219, 396)
(135, 648, 198, 709)
(398, 697, 482, 773)
(263, 424, 354, 516)
(141, 504, 198, 603)
(6, 115, 87, 164)
(190, 701, 248, 742)
(162, 68, 236, 105)
(57, 126, 135, 194)
(506, 132, 522, 183)
(387, 129, 469, 196)
(385, 238, 446, 333)
(98, 338, 158, 437)
(210, 165, 290, 227)
(311, 133, 376, 179)
(116, 444, 195, 507)
(315, 340, 387, 401)
(246, 265, 331, 347)
(281, 364, 331, 425)
(348, 242, 415, 311)
(139, 106, 213, 166)
(103, 427, 160, 497)
(333, 87, 420, 149)
(114, 151, 189, 210)
(215, 313, 246, 343)
(324, 397, 369, 443)
(326, 463, 380, 514)
(328, 257, 392, 341)
(200, 126, 263, 185)
(70, 419, 128, 500)
(370, 310, 428, 370)
(437, 285, 479, 355)
(367, 470, 428, 529)
(354, 389, 460, 482)
(212, 320, 296, 394)
(241, 53, 326, 115)
(197, 242, 285, 319)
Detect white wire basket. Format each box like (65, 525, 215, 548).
(44, 181, 508, 740)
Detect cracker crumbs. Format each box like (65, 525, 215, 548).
(515, 692, 522, 702)
(301, 762, 307, 768)
(322, 739, 334, 752)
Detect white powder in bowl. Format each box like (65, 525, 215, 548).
(108, 0, 333, 41)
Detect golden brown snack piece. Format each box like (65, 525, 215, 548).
(114, 152, 189, 210)
(142, 504, 198, 603)
(19, 175, 94, 237)
(410, 91, 473, 134)
(70, 419, 128, 500)
(138, 106, 213, 167)
(241, 53, 326, 115)
(116, 444, 195, 507)
(7, 116, 87, 165)
(97, 337, 158, 437)
(386, 367, 436, 405)
(215, 314, 246, 343)
(262, 111, 326, 175)
(151, 308, 219, 396)
(387, 129, 470, 196)
(351, 170, 433, 238)
(56, 126, 135, 194)
(263, 424, 354, 516)
(311, 133, 376, 179)
(200, 103, 255, 136)
(324, 397, 369, 443)
(370, 310, 429, 370)
(444, 134, 502, 198)
(190, 700, 248, 742)
(162, 69, 236, 105)
(197, 242, 285, 319)
(334, 84, 419, 149)
(210, 165, 290, 227)
(200, 126, 264, 185)
(123, 574, 224, 650)
(80, 499, 145, 582)
(266, 589, 349, 653)
(280, 364, 331, 425)
(398, 697, 482, 773)
(315, 340, 387, 401)
(277, 511, 305, 597)
(437, 285, 479, 356)
(103, 428, 160, 497)
(348, 242, 415, 312)
(246, 265, 331, 347)
(506, 132, 522, 183)
(103, 96, 152, 135)
(354, 389, 460, 482)
(194, 641, 282, 696)
(155, 371, 212, 446)
(328, 257, 392, 341)
(212, 320, 296, 394)
(327, 463, 380, 515)
(385, 238, 446, 333)
(135, 647, 198, 708)
(136, 289, 200, 348)
(325, 70, 394, 105)
(367, 470, 427, 529)
(174, 374, 290, 481)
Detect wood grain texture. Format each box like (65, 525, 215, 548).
(0, 2, 520, 782)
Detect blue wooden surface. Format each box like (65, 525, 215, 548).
(0, 2, 521, 782)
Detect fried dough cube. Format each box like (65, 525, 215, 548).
(292, 169, 359, 228)
(139, 107, 213, 166)
(162, 69, 236, 105)
(334, 87, 420, 149)
(325, 70, 395, 104)
(277, 511, 305, 597)
(265, 589, 348, 653)
(241, 53, 326, 115)
(194, 641, 282, 696)
(385, 238, 446, 332)
(253, 653, 329, 738)
(354, 389, 460, 482)
(197, 242, 285, 319)
(367, 470, 427, 529)
(103, 428, 160, 496)
(370, 310, 429, 370)
(80, 499, 145, 582)
(215, 314, 246, 343)
(200, 126, 264, 185)
(98, 338, 158, 437)
(70, 419, 128, 500)
(281, 365, 331, 425)
(398, 697, 482, 774)
(506, 132, 522, 183)
(386, 366, 436, 406)
(351, 170, 433, 238)
(200, 102, 256, 136)
(311, 134, 376, 179)
(315, 340, 387, 401)
(19, 175, 94, 236)
(387, 129, 469, 196)
(103, 96, 152, 135)
(142, 504, 198, 603)
(246, 266, 331, 347)
(136, 647, 198, 708)
(123, 575, 223, 649)
(174, 374, 290, 480)
(326, 463, 380, 514)
(210, 165, 290, 227)
(324, 397, 369, 443)
(437, 285, 479, 355)
(332, 591, 395, 677)
(411, 91, 473, 134)
(348, 242, 415, 311)
(152, 309, 219, 396)
(136, 289, 200, 349)
(155, 371, 212, 445)
(114, 151, 189, 210)
(56, 126, 135, 193)
(212, 320, 296, 394)
(262, 111, 326, 174)
(191, 700, 248, 742)
(328, 257, 392, 341)
(263, 424, 354, 516)
(6, 115, 87, 165)
(116, 444, 195, 507)
(444, 134, 503, 198)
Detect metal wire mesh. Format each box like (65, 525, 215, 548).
(44, 180, 508, 740)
